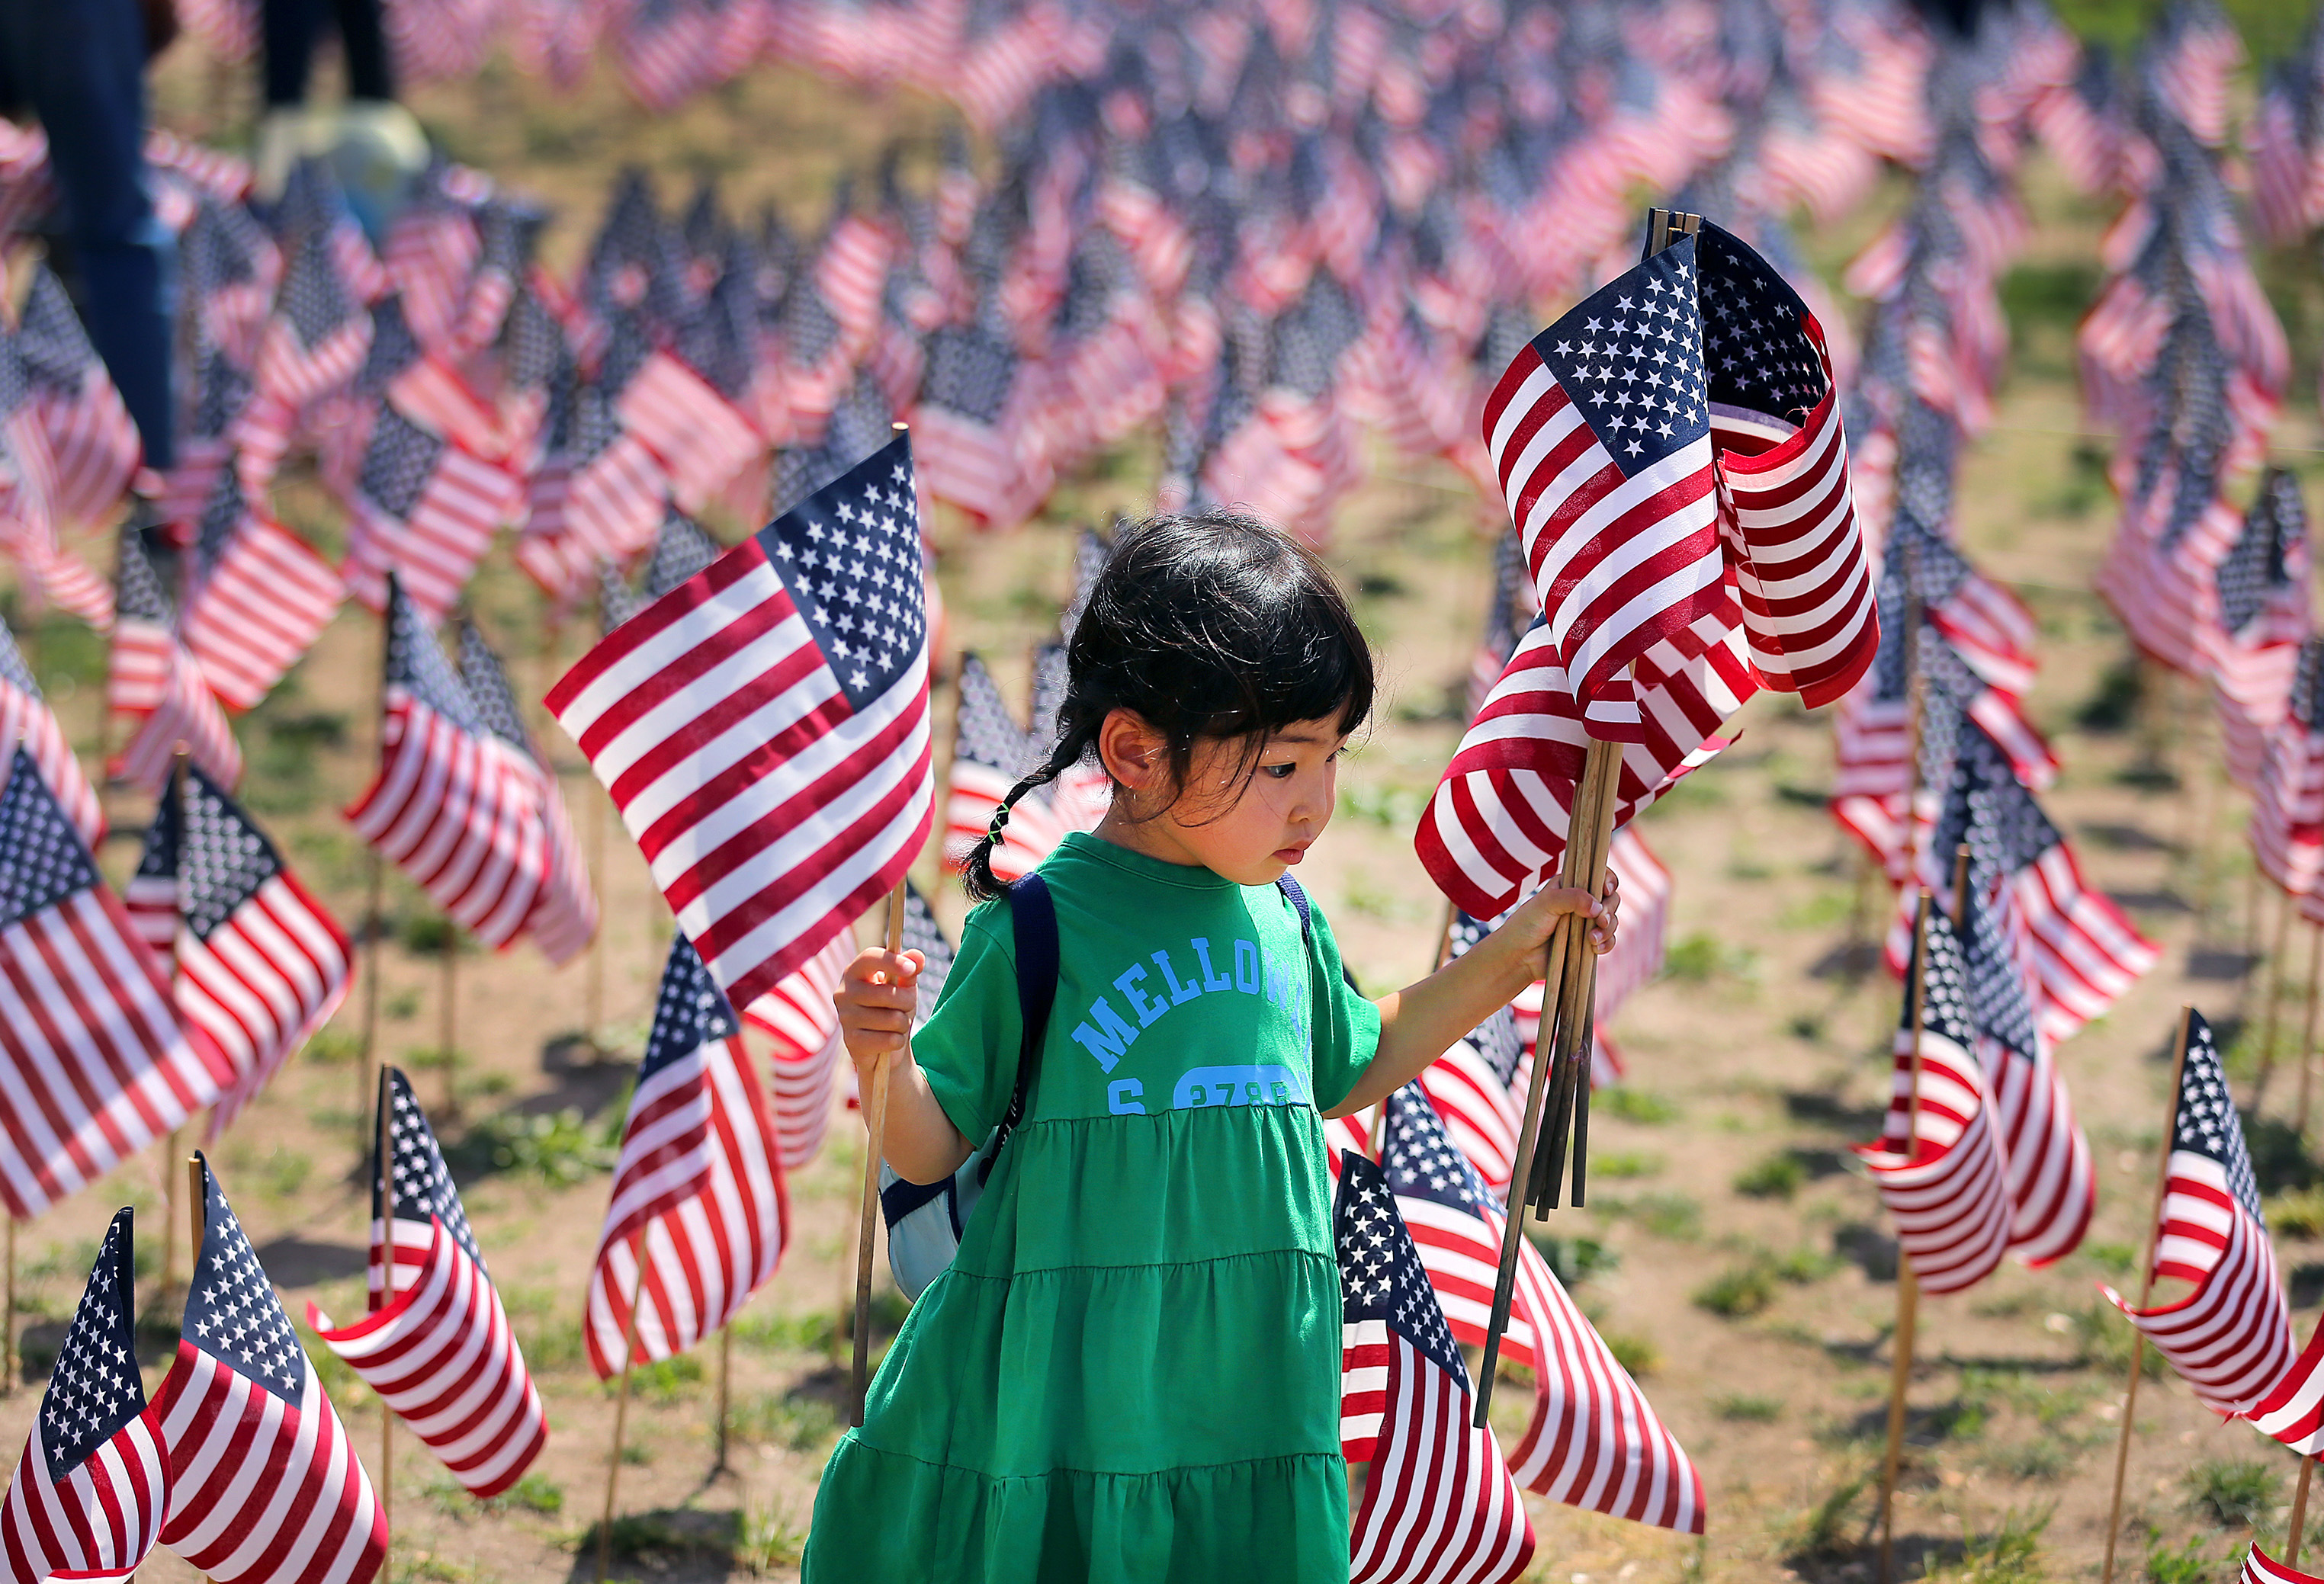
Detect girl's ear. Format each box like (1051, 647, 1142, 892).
(1096, 707, 1166, 791)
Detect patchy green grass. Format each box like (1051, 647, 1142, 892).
(2184, 1456, 2281, 1528)
(2269, 1186, 2324, 1239)
(1711, 1392, 1783, 1422)
(1597, 1192, 1703, 1241)
(1734, 1152, 1808, 1201)
(1530, 1234, 1619, 1287)
(731, 1391, 843, 1451)
(1597, 1088, 1680, 1124)
(1693, 1262, 1779, 1318)
(445, 1107, 621, 1185)
(1590, 1150, 1663, 1180)
(1928, 1507, 2052, 1584)
(1603, 1329, 1661, 1378)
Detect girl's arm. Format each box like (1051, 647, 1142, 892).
(838, 948, 977, 1184)
(1321, 877, 1618, 1118)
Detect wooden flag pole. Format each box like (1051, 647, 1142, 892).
(2261, 896, 2295, 1094)
(595, 1239, 650, 1584)
(1472, 734, 1608, 1425)
(713, 1323, 733, 1476)
(850, 880, 909, 1427)
(357, 852, 384, 1152)
(2292, 1453, 2316, 1568)
(1877, 891, 1934, 1584)
(374, 1066, 394, 1537)
(1533, 741, 1623, 1212)
(438, 928, 461, 1122)
(2300, 922, 2324, 1136)
(3, 1215, 14, 1397)
(2099, 1004, 2195, 1584)
(159, 755, 187, 1300)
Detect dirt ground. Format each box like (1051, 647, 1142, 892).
(5, 40, 2324, 1584)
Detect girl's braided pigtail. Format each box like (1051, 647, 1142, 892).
(961, 723, 1099, 903)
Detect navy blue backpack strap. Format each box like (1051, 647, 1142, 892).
(977, 871, 1058, 1182)
(1273, 873, 1312, 935)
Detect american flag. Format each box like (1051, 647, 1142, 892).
(547, 431, 933, 1011)
(2252, 640, 2324, 897)
(1335, 1149, 1535, 1584)
(181, 468, 345, 712)
(0, 746, 232, 1218)
(0, 611, 102, 846)
(1924, 723, 2158, 1046)
(345, 579, 577, 956)
(124, 760, 353, 1134)
(1852, 907, 2013, 1297)
(1361, 1086, 1703, 1530)
(15, 264, 141, 525)
(1694, 224, 1876, 708)
(912, 316, 1045, 531)
(2106, 1009, 2294, 1416)
(0, 1209, 167, 1584)
(2209, 467, 2312, 790)
(1951, 883, 2094, 1268)
(306, 1069, 548, 1499)
(108, 525, 242, 795)
(740, 930, 854, 1169)
(583, 933, 787, 1375)
(342, 402, 524, 622)
(1478, 230, 1721, 731)
(612, 337, 763, 518)
(242, 227, 374, 475)
(457, 620, 598, 965)
(155, 1156, 387, 1584)
(2236, 1546, 2324, 1584)
(942, 649, 1106, 879)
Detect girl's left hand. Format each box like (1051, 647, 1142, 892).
(1505, 868, 1621, 958)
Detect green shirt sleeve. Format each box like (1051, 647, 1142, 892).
(1303, 898, 1381, 1115)
(910, 903, 1023, 1146)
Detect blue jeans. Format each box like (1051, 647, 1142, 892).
(0, 0, 175, 470)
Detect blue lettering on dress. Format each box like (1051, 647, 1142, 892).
(1070, 997, 1141, 1071)
(1108, 1079, 1147, 1115)
(1190, 938, 1234, 992)
(1234, 939, 1261, 993)
(1151, 949, 1202, 1005)
(1171, 1065, 1311, 1111)
(1114, 964, 1170, 1026)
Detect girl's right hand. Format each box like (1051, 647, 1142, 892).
(836, 947, 924, 1078)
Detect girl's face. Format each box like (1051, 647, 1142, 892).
(1096, 710, 1347, 885)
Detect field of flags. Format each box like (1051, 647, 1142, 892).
(5, 0, 2324, 1573)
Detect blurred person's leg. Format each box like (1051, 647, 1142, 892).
(0, 0, 174, 471)
(335, 0, 394, 102)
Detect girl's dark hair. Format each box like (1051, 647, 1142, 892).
(964, 511, 1375, 900)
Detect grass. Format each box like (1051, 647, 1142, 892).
(2185, 1456, 2281, 1528)
(1783, 1468, 1871, 1560)
(445, 1106, 621, 1185)
(1710, 1392, 1783, 1422)
(2269, 1186, 2324, 1239)
(619, 1353, 706, 1402)
(1928, 1507, 2052, 1584)
(1693, 1262, 1779, 1318)
(1597, 1088, 1679, 1124)
(2146, 1536, 2219, 1584)
(1530, 1234, 1619, 1287)
(1734, 1151, 1808, 1200)
(1663, 933, 1759, 984)
(1596, 1191, 1703, 1240)
(1603, 1329, 1661, 1378)
(425, 1471, 564, 1518)
(1589, 1150, 1662, 1179)
(731, 1391, 843, 1451)
(2070, 1302, 2166, 1379)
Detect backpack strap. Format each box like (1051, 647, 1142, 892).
(978, 871, 1058, 1183)
(1274, 873, 1312, 936)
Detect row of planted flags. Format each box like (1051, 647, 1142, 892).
(1, 4, 2323, 1584)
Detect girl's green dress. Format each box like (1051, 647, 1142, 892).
(804, 832, 1382, 1582)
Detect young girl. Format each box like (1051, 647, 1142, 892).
(805, 512, 1616, 1582)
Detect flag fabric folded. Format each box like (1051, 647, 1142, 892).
(2107, 1009, 2294, 1416)
(347, 579, 595, 960)
(2208, 468, 2312, 791)
(0, 1210, 168, 1584)
(584, 933, 788, 1376)
(0, 748, 231, 1220)
(156, 1156, 387, 1584)
(342, 400, 525, 622)
(108, 527, 242, 795)
(308, 1069, 548, 1499)
(740, 931, 855, 1170)
(1336, 1149, 1535, 1584)
(941, 648, 1109, 878)
(0, 611, 101, 846)
(2236, 1545, 2324, 1584)
(124, 760, 353, 1134)
(1854, 908, 2013, 1297)
(548, 430, 933, 1010)
(181, 469, 344, 711)
(15, 263, 142, 526)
